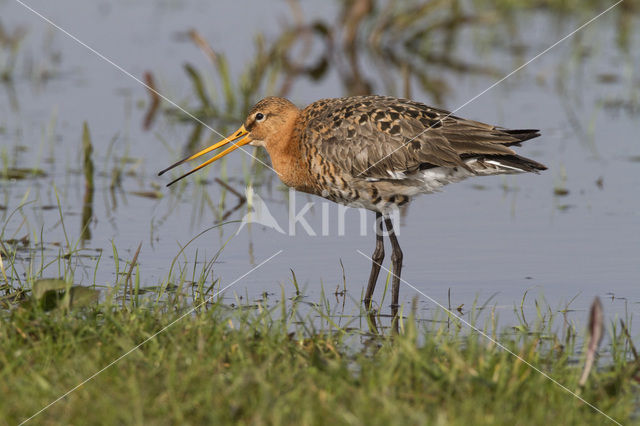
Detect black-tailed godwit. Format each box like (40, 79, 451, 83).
(159, 95, 546, 326)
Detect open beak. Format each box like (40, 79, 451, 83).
(158, 125, 251, 187)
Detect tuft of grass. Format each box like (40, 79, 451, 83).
(0, 292, 638, 424)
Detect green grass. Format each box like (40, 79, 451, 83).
(0, 290, 637, 425)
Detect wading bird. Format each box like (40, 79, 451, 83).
(159, 96, 546, 326)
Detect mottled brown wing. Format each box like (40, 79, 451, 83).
(300, 95, 535, 180)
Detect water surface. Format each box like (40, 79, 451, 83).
(1, 1, 639, 330)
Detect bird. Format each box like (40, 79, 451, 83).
(159, 95, 546, 328)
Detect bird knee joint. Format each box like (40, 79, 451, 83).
(373, 250, 384, 263)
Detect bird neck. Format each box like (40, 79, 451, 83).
(266, 115, 313, 193)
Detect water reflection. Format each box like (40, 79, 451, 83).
(80, 122, 95, 246)
(153, 0, 535, 172)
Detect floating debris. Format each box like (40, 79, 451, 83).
(596, 73, 619, 84)
(129, 190, 163, 199)
(1, 168, 47, 180)
(595, 176, 604, 189)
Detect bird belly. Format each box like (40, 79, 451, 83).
(316, 180, 410, 214)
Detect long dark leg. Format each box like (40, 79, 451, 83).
(364, 212, 384, 310)
(384, 217, 403, 332)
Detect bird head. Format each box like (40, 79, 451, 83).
(158, 97, 298, 186)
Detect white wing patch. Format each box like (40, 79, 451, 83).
(386, 170, 406, 179)
(406, 157, 527, 195)
(485, 160, 525, 172)
(357, 157, 529, 203)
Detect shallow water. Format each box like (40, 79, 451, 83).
(1, 1, 639, 330)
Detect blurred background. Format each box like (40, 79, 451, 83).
(0, 0, 638, 329)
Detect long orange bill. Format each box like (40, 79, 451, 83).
(158, 125, 251, 187)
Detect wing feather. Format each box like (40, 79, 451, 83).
(300, 96, 540, 180)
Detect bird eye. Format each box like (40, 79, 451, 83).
(255, 112, 265, 122)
